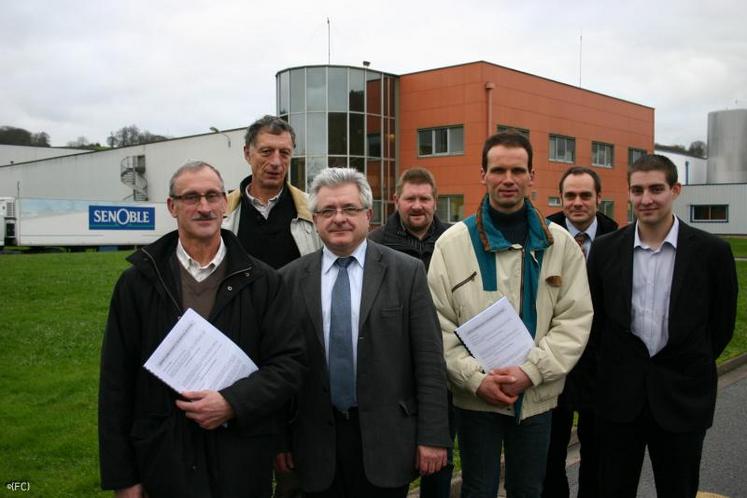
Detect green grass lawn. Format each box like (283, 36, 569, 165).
(0, 252, 744, 496)
(0, 251, 129, 497)
(725, 236, 747, 259)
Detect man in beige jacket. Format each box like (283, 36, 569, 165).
(427, 131, 593, 498)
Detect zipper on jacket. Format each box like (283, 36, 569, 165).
(141, 248, 183, 317)
(519, 247, 525, 319)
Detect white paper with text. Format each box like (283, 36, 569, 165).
(144, 308, 257, 392)
(454, 297, 534, 371)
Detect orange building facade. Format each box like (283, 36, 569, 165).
(276, 61, 654, 226)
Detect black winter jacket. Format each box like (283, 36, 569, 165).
(98, 230, 306, 497)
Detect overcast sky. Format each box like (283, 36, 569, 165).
(2, 0, 744, 147)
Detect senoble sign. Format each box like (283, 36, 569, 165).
(89, 205, 155, 230)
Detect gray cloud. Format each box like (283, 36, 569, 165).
(1, 0, 744, 148)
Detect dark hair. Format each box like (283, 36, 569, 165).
(628, 154, 678, 186)
(244, 115, 296, 148)
(559, 166, 602, 195)
(481, 131, 533, 171)
(395, 168, 437, 197)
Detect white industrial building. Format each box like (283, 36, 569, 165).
(673, 109, 747, 235)
(0, 128, 250, 246)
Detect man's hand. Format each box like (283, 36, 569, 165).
(114, 483, 146, 498)
(491, 366, 532, 397)
(476, 372, 518, 406)
(275, 452, 295, 473)
(415, 445, 447, 476)
(176, 390, 235, 430)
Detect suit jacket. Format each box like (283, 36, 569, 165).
(586, 219, 737, 432)
(546, 211, 618, 409)
(280, 240, 451, 491)
(546, 211, 619, 238)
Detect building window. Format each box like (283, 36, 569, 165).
(437, 195, 464, 222)
(691, 205, 728, 222)
(548, 196, 561, 207)
(592, 142, 614, 168)
(497, 125, 530, 138)
(600, 200, 615, 218)
(628, 148, 646, 166)
(549, 135, 575, 163)
(418, 126, 464, 157)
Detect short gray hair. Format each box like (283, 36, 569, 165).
(169, 161, 225, 197)
(244, 115, 296, 148)
(308, 168, 373, 212)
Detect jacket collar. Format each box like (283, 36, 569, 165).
(128, 229, 255, 282)
(226, 175, 313, 223)
(474, 195, 553, 253)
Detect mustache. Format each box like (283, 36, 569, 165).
(191, 214, 219, 221)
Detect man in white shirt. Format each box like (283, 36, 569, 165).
(99, 161, 305, 498)
(544, 166, 618, 498)
(587, 154, 738, 497)
(277, 168, 450, 497)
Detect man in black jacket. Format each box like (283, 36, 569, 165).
(369, 167, 453, 498)
(544, 166, 618, 498)
(368, 168, 450, 271)
(588, 155, 737, 497)
(99, 161, 305, 498)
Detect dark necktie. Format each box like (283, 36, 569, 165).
(329, 257, 356, 412)
(574, 232, 589, 258)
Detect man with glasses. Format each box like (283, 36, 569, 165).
(99, 161, 306, 498)
(223, 115, 321, 269)
(277, 168, 451, 497)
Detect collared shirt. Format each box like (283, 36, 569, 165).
(245, 184, 283, 219)
(321, 240, 367, 371)
(566, 215, 598, 258)
(176, 237, 227, 282)
(631, 216, 679, 356)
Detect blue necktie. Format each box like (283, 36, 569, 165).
(329, 257, 356, 411)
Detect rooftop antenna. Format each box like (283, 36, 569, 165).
(327, 18, 331, 64)
(579, 30, 583, 87)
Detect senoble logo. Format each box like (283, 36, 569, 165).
(89, 206, 155, 230)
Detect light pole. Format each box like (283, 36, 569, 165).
(209, 127, 232, 148)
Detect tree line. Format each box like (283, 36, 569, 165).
(0, 125, 168, 149)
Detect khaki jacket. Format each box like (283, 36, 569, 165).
(222, 181, 321, 256)
(427, 218, 593, 420)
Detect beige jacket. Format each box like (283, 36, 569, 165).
(427, 220, 593, 420)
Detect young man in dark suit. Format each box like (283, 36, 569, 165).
(544, 166, 618, 498)
(586, 154, 738, 497)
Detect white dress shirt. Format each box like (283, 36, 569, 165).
(321, 240, 367, 371)
(566, 216, 598, 257)
(176, 237, 226, 282)
(631, 216, 679, 356)
(246, 185, 283, 219)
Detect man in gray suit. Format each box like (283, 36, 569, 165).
(276, 168, 451, 497)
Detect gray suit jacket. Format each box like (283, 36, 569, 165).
(280, 240, 451, 491)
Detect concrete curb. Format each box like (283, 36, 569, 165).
(408, 352, 747, 498)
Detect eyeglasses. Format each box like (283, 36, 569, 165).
(171, 191, 225, 205)
(314, 206, 367, 219)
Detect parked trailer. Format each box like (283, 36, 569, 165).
(1, 197, 175, 248)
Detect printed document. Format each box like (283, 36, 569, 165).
(454, 297, 534, 370)
(144, 308, 257, 392)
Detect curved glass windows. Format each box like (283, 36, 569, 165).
(277, 65, 398, 223)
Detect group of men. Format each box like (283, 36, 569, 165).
(99, 116, 737, 498)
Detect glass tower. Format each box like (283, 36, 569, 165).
(276, 65, 398, 223)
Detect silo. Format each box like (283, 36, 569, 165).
(707, 109, 747, 183)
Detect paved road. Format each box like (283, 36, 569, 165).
(567, 364, 747, 497)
